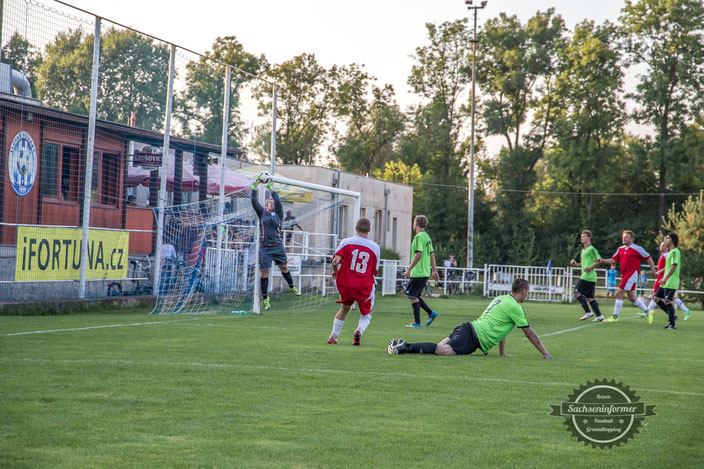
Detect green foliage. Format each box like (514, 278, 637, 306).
(253, 53, 331, 165)
(372, 160, 421, 186)
(663, 191, 704, 301)
(36, 28, 170, 130)
(330, 64, 405, 175)
(620, 0, 704, 228)
(379, 247, 401, 260)
(176, 36, 265, 145)
(1, 32, 43, 96)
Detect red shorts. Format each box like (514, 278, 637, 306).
(618, 271, 639, 291)
(336, 290, 375, 316)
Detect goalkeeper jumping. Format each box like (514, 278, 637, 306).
(251, 173, 301, 310)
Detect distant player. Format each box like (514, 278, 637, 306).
(388, 278, 551, 359)
(645, 241, 691, 324)
(327, 218, 380, 346)
(402, 215, 440, 327)
(251, 175, 301, 311)
(570, 230, 604, 321)
(596, 230, 655, 322)
(652, 233, 684, 329)
(606, 265, 618, 299)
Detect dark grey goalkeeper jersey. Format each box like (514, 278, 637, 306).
(251, 188, 284, 247)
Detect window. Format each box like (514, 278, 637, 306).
(91, 151, 100, 199)
(374, 210, 382, 244)
(40, 143, 59, 197)
(338, 205, 349, 238)
(392, 217, 398, 252)
(101, 153, 120, 205)
(360, 207, 366, 219)
(61, 146, 80, 202)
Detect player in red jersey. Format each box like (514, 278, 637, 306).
(596, 230, 655, 322)
(327, 218, 381, 346)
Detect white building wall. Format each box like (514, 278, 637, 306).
(278, 165, 414, 264)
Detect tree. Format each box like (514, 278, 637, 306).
(662, 191, 704, 306)
(98, 29, 170, 130)
(1, 32, 42, 96)
(372, 160, 421, 186)
(253, 53, 331, 165)
(407, 19, 472, 178)
(176, 36, 266, 146)
(330, 64, 405, 175)
(620, 0, 704, 232)
(35, 29, 90, 115)
(476, 10, 566, 255)
(36, 28, 170, 130)
(548, 20, 625, 220)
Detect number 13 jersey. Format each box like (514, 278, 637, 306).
(334, 235, 381, 300)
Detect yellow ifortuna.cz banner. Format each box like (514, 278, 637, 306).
(15, 226, 130, 281)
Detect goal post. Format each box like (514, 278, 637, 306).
(251, 174, 361, 314)
(150, 173, 360, 315)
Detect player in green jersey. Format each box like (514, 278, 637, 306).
(652, 232, 682, 329)
(402, 215, 440, 327)
(388, 278, 552, 359)
(570, 230, 604, 321)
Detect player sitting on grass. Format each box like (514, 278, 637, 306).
(251, 173, 301, 311)
(327, 218, 380, 346)
(388, 278, 552, 359)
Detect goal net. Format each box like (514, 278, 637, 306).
(152, 174, 359, 314)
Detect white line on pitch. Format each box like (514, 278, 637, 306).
(0, 316, 236, 337)
(541, 315, 641, 337)
(2, 356, 702, 397)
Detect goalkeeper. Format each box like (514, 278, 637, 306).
(251, 174, 301, 310)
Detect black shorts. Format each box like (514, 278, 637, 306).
(447, 322, 481, 356)
(404, 277, 428, 299)
(654, 287, 676, 302)
(574, 279, 596, 299)
(259, 244, 287, 271)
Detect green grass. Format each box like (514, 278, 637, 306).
(1, 295, 702, 468)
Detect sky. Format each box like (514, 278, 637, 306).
(63, 0, 628, 105)
(58, 0, 636, 156)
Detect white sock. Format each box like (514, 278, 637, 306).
(357, 314, 372, 334)
(613, 299, 624, 317)
(331, 318, 344, 338)
(674, 298, 690, 313)
(633, 297, 648, 312)
(647, 299, 657, 311)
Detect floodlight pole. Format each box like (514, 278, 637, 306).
(465, 0, 487, 270)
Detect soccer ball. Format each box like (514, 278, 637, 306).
(258, 171, 271, 185)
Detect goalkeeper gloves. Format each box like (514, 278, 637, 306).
(252, 175, 260, 190)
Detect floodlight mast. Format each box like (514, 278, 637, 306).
(464, 0, 487, 270)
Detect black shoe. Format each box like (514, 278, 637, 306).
(664, 324, 677, 329)
(353, 330, 361, 346)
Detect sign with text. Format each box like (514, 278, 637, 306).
(15, 227, 130, 281)
(133, 150, 163, 167)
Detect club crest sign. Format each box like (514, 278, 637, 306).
(8, 131, 37, 197)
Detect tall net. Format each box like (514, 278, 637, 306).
(153, 178, 355, 314)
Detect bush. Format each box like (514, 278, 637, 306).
(380, 248, 401, 260)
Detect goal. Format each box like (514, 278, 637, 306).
(151, 174, 360, 314)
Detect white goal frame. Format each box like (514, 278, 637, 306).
(251, 174, 361, 314)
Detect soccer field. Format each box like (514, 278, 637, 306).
(1, 296, 702, 468)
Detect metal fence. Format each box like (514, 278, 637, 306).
(0, 0, 277, 302)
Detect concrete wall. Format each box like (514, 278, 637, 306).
(277, 165, 413, 264)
